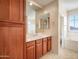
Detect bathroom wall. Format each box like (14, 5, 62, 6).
(36, 0, 59, 54)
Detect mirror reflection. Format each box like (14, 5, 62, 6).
(26, 0, 50, 35)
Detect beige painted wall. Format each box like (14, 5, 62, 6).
(36, 0, 59, 54)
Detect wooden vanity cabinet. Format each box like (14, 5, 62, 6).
(26, 41, 35, 59)
(47, 37, 52, 51)
(25, 36, 52, 59)
(35, 39, 42, 59)
(42, 38, 47, 55)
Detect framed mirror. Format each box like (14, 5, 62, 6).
(38, 13, 50, 32)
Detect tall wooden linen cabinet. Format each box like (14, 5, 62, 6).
(0, 0, 25, 59)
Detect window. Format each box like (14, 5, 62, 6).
(69, 15, 78, 30)
(68, 10, 78, 32)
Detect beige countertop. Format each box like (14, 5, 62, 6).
(26, 33, 51, 42)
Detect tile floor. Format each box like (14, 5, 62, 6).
(40, 48, 78, 59)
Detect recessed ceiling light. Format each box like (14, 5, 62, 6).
(29, 2, 33, 6)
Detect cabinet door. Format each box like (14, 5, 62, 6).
(47, 37, 51, 51)
(0, 0, 24, 23)
(43, 38, 47, 55)
(26, 46, 35, 59)
(0, 0, 10, 21)
(10, 0, 24, 22)
(0, 27, 9, 59)
(36, 41, 42, 59)
(0, 26, 24, 59)
(9, 26, 24, 59)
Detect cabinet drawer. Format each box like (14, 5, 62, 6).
(36, 39, 42, 44)
(26, 41, 35, 47)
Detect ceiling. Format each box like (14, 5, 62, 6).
(28, 0, 78, 11)
(61, 0, 78, 11)
(32, 0, 54, 6)
(27, 0, 54, 10)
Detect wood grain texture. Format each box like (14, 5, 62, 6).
(0, 0, 25, 59)
(47, 37, 52, 51)
(25, 37, 52, 59)
(9, 26, 24, 59)
(10, 0, 24, 23)
(0, 26, 24, 59)
(26, 41, 35, 59)
(0, 0, 24, 23)
(35, 39, 42, 59)
(0, 0, 9, 20)
(42, 38, 47, 55)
